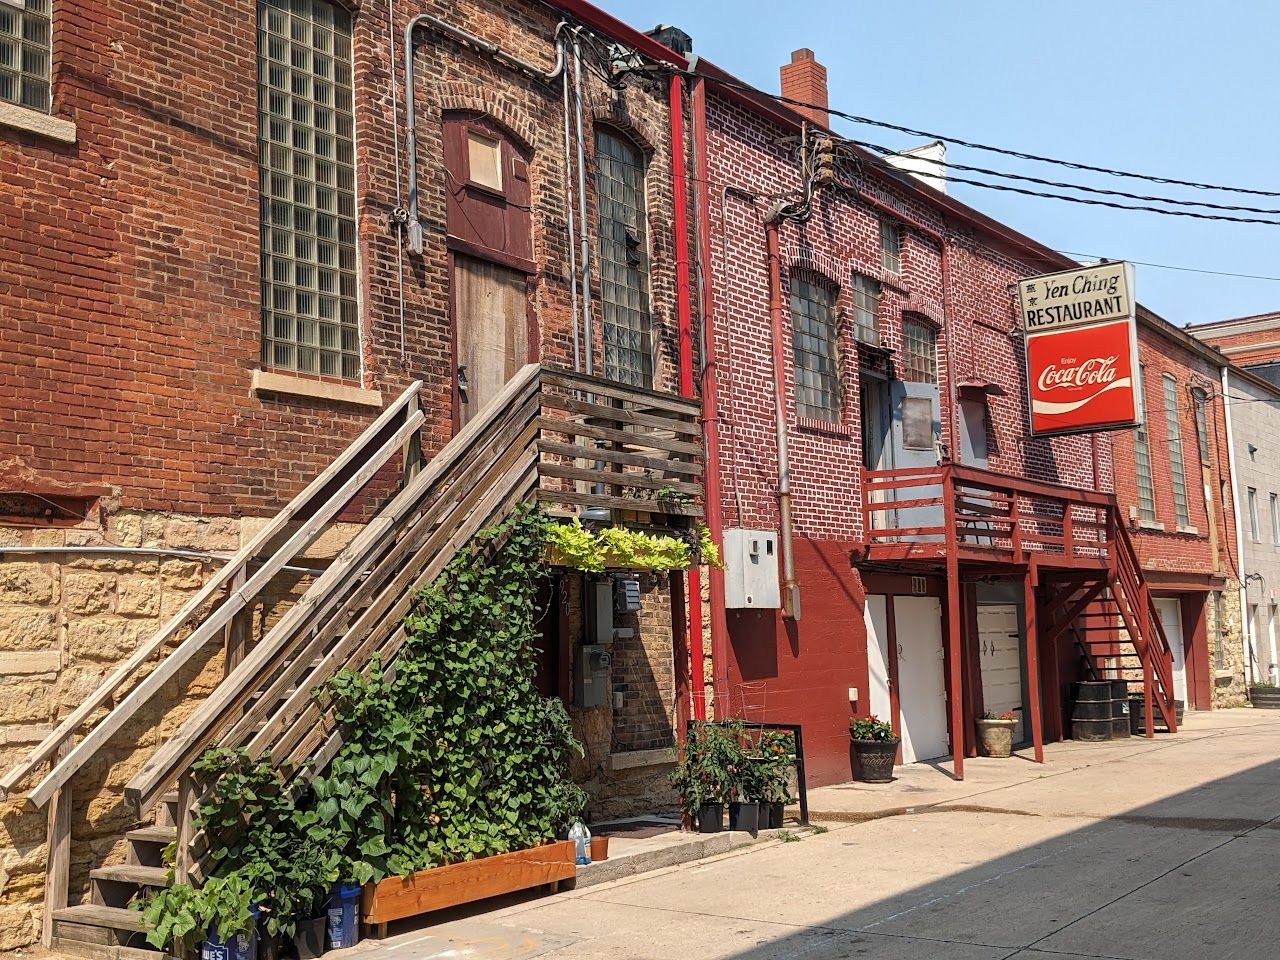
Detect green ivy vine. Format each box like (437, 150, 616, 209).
(136, 506, 586, 947)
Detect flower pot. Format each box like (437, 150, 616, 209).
(1250, 686, 1280, 709)
(976, 718, 1017, 758)
(325, 882, 361, 950)
(293, 916, 326, 960)
(589, 835, 609, 862)
(202, 920, 258, 960)
(728, 801, 759, 833)
(761, 801, 785, 829)
(696, 802, 724, 833)
(851, 737, 899, 783)
(1128, 697, 1184, 733)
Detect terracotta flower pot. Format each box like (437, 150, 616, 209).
(976, 718, 1017, 758)
(589, 835, 609, 861)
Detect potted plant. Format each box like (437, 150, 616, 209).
(849, 716, 899, 783)
(670, 721, 744, 832)
(1250, 678, 1280, 709)
(136, 873, 258, 958)
(976, 710, 1018, 758)
(727, 745, 764, 833)
(755, 731, 796, 828)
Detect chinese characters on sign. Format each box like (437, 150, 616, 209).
(1018, 262, 1142, 436)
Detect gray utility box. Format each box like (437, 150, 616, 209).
(723, 528, 781, 609)
(575, 644, 611, 708)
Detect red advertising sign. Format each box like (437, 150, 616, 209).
(1018, 262, 1142, 437)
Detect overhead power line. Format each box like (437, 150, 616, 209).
(699, 74, 1280, 199)
(1056, 251, 1280, 284)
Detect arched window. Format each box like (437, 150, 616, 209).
(790, 273, 841, 422)
(1163, 374, 1190, 528)
(901, 317, 937, 384)
(594, 127, 653, 387)
(1191, 387, 1211, 464)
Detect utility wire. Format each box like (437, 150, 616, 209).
(699, 73, 1280, 199)
(843, 138, 1280, 217)
(1056, 251, 1280, 284)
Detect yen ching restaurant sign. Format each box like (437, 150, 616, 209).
(1018, 261, 1142, 437)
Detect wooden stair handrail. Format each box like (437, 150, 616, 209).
(126, 366, 542, 813)
(0, 381, 424, 806)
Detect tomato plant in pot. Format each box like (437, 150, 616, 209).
(849, 716, 899, 783)
(976, 710, 1018, 758)
(670, 721, 745, 832)
(754, 731, 797, 828)
(727, 743, 764, 833)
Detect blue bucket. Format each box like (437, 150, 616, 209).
(201, 906, 259, 960)
(326, 881, 362, 949)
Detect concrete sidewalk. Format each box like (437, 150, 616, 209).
(341, 707, 1280, 960)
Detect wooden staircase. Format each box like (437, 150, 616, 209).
(2, 364, 703, 955)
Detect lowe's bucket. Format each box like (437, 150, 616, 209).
(326, 881, 362, 949)
(201, 906, 259, 960)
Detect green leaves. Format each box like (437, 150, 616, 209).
(545, 518, 698, 572)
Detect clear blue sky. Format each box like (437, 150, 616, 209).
(599, 0, 1280, 325)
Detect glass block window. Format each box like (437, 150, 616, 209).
(879, 219, 901, 274)
(1191, 387, 1210, 464)
(790, 274, 840, 422)
(1163, 375, 1190, 528)
(0, 0, 51, 112)
(851, 274, 880, 345)
(594, 127, 653, 388)
(258, 0, 359, 380)
(1134, 366, 1156, 523)
(1213, 592, 1225, 670)
(900, 317, 937, 384)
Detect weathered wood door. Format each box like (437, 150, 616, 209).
(452, 254, 528, 426)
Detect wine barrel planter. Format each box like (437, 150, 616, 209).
(361, 841, 576, 928)
(1110, 679, 1131, 739)
(852, 737, 899, 782)
(1071, 681, 1114, 741)
(1250, 686, 1280, 709)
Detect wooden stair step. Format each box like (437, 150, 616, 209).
(126, 825, 176, 844)
(90, 864, 170, 887)
(53, 902, 150, 931)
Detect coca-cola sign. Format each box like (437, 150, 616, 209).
(1022, 263, 1141, 436)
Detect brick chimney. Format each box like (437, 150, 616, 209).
(780, 48, 828, 129)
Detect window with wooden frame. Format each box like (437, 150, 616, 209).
(1271, 492, 1279, 545)
(594, 126, 653, 388)
(789, 273, 841, 422)
(851, 273, 881, 345)
(900, 317, 937, 384)
(257, 0, 360, 380)
(879, 219, 901, 274)
(1249, 487, 1260, 542)
(465, 129, 503, 192)
(0, 0, 51, 112)
(1134, 365, 1156, 523)
(1162, 375, 1190, 528)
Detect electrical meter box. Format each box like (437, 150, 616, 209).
(575, 644, 611, 708)
(723, 529, 781, 608)
(585, 581, 614, 644)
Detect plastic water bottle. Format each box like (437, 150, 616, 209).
(569, 821, 592, 865)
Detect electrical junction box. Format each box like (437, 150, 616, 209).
(723, 529, 781, 609)
(585, 580, 614, 644)
(575, 644, 611, 709)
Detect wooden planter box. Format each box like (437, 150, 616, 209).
(361, 840, 577, 928)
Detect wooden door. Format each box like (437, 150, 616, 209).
(978, 603, 1025, 743)
(452, 254, 528, 426)
(894, 595, 948, 763)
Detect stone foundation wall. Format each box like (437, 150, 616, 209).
(0, 509, 354, 949)
(1212, 583, 1248, 707)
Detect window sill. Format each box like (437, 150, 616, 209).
(0, 101, 76, 144)
(1215, 670, 1236, 683)
(608, 747, 675, 772)
(1136, 520, 1165, 532)
(1175, 525, 1201, 536)
(795, 416, 854, 438)
(252, 369, 383, 408)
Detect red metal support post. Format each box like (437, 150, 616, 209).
(942, 467, 966, 780)
(1024, 558, 1045, 763)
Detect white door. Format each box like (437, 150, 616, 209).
(865, 596, 892, 724)
(978, 603, 1025, 743)
(1153, 597, 1188, 706)
(894, 596, 949, 763)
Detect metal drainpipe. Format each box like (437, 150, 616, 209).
(571, 31, 593, 375)
(690, 74, 727, 720)
(1221, 366, 1254, 686)
(765, 217, 800, 621)
(402, 14, 565, 254)
(560, 34, 580, 372)
(0, 545, 327, 576)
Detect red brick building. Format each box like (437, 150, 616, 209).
(1109, 313, 1243, 711)
(0, 0, 702, 948)
(688, 48, 1176, 785)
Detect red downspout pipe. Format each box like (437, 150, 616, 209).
(669, 73, 706, 721)
(690, 76, 727, 720)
